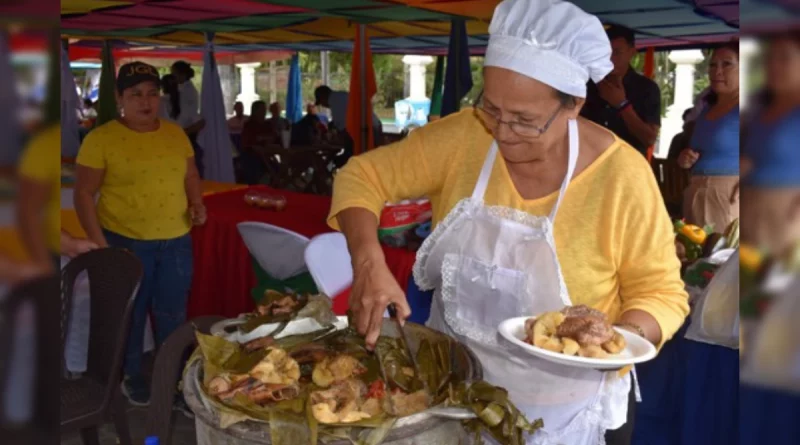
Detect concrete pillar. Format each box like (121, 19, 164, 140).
(235, 62, 261, 114)
(402, 55, 434, 100)
(320, 51, 330, 86)
(740, 38, 759, 110)
(657, 50, 705, 158)
(269, 61, 277, 105)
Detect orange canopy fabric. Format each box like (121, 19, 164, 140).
(346, 26, 378, 156)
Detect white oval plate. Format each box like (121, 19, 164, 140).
(498, 316, 657, 370)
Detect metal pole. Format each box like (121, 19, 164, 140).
(359, 24, 367, 154)
(321, 50, 330, 86)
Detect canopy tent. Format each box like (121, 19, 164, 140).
(62, 0, 743, 55)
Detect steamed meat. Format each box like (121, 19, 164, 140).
(310, 379, 373, 424)
(243, 335, 275, 352)
(248, 382, 300, 404)
(312, 354, 367, 388)
(556, 315, 615, 346)
(249, 348, 301, 385)
(384, 390, 430, 417)
(560, 305, 605, 319)
(555, 305, 615, 346)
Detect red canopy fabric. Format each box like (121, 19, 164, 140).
(345, 26, 378, 156)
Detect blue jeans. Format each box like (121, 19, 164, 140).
(104, 230, 193, 379)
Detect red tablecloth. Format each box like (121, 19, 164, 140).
(188, 185, 416, 318)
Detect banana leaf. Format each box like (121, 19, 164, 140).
(446, 381, 543, 445)
(356, 418, 397, 445)
(242, 291, 339, 334)
(191, 313, 543, 445)
(320, 428, 357, 444)
(270, 409, 312, 445)
(196, 331, 267, 375)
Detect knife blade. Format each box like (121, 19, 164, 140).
(387, 303, 429, 396)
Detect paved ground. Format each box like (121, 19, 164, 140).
(61, 405, 197, 445)
(61, 353, 198, 445)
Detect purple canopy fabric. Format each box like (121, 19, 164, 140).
(197, 32, 235, 182)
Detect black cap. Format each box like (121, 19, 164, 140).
(117, 62, 160, 93)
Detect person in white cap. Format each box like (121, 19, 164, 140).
(327, 1, 688, 443)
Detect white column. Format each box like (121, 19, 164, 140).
(235, 62, 261, 113)
(321, 51, 330, 85)
(402, 55, 434, 100)
(657, 50, 705, 158)
(740, 38, 759, 110)
(269, 61, 277, 105)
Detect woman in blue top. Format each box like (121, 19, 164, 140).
(741, 33, 800, 253)
(679, 41, 740, 230)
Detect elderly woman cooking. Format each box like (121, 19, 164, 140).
(328, 1, 688, 444)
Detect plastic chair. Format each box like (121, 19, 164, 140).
(305, 233, 390, 318)
(60, 248, 143, 445)
(145, 316, 223, 445)
(1, 275, 60, 445)
(305, 232, 353, 297)
(237, 222, 311, 281)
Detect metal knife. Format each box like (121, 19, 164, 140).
(387, 303, 429, 395)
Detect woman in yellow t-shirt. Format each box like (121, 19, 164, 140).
(17, 124, 98, 270)
(74, 62, 206, 407)
(328, 2, 688, 443)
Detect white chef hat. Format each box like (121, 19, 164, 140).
(484, 0, 613, 98)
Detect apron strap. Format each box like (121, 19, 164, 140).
(472, 119, 579, 213)
(632, 365, 642, 403)
(471, 141, 499, 202)
(548, 119, 580, 222)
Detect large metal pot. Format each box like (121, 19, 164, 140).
(184, 320, 483, 445)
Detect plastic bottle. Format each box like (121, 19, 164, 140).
(144, 437, 160, 445)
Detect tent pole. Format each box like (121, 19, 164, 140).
(359, 24, 367, 154)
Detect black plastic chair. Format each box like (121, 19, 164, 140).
(0, 275, 60, 445)
(145, 315, 224, 445)
(60, 248, 143, 445)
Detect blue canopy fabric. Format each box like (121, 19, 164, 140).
(61, 43, 81, 158)
(441, 18, 473, 117)
(197, 32, 235, 182)
(285, 53, 303, 124)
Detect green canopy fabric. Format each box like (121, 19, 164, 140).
(429, 55, 445, 117)
(95, 40, 118, 127)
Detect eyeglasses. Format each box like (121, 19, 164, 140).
(474, 92, 562, 138)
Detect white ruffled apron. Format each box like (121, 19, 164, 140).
(414, 120, 631, 445)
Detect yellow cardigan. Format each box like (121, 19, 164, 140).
(328, 109, 689, 348)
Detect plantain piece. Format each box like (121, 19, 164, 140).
(723, 218, 740, 248)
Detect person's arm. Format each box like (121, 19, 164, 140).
(328, 125, 446, 230)
(16, 175, 51, 267)
(337, 207, 407, 348)
(61, 230, 98, 258)
(185, 158, 206, 225)
(619, 82, 661, 148)
(614, 159, 690, 347)
(329, 118, 455, 348)
(74, 166, 108, 247)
